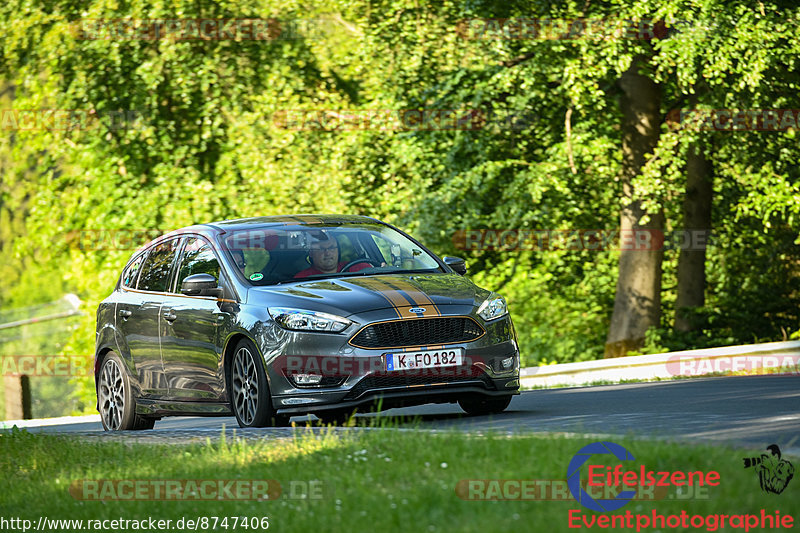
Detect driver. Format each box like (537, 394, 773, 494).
(294, 234, 373, 279)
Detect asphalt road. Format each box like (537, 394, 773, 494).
(21, 375, 800, 453)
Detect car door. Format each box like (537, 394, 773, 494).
(117, 238, 181, 397)
(159, 235, 228, 401)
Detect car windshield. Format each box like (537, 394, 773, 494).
(222, 222, 442, 285)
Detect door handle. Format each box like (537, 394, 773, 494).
(118, 309, 132, 318)
(163, 311, 177, 322)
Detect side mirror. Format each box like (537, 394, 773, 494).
(181, 273, 222, 297)
(443, 256, 467, 276)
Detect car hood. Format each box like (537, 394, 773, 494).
(247, 273, 491, 318)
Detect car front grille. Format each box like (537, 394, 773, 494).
(343, 367, 494, 401)
(349, 316, 485, 349)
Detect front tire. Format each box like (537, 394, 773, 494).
(97, 351, 155, 431)
(458, 395, 512, 416)
(229, 338, 289, 427)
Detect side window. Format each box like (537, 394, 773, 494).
(121, 253, 145, 289)
(177, 237, 221, 290)
(137, 239, 181, 292)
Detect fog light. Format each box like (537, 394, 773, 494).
(282, 397, 316, 405)
(501, 356, 514, 369)
(294, 373, 323, 385)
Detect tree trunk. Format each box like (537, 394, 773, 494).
(675, 144, 713, 332)
(604, 58, 664, 358)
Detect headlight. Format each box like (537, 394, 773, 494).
(477, 294, 508, 321)
(268, 307, 351, 333)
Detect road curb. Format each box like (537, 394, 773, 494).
(0, 414, 101, 430)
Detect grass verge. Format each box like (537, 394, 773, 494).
(1, 424, 797, 532)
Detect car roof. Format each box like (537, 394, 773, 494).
(206, 214, 384, 232)
(136, 215, 386, 255)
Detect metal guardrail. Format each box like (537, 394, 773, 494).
(0, 413, 100, 430)
(0, 294, 83, 420)
(520, 340, 800, 388)
(0, 294, 82, 330)
(2, 334, 797, 423)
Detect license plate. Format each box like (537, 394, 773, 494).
(386, 349, 464, 371)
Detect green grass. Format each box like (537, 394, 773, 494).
(1, 425, 797, 532)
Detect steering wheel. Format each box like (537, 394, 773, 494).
(340, 258, 382, 272)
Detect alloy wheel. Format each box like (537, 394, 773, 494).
(99, 358, 125, 430)
(232, 346, 260, 425)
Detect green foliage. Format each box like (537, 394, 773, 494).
(0, 0, 799, 414)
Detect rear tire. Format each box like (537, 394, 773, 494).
(458, 395, 512, 416)
(97, 351, 155, 431)
(229, 338, 288, 427)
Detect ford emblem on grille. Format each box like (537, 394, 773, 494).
(409, 307, 426, 313)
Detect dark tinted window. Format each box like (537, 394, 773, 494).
(121, 253, 145, 288)
(137, 239, 180, 292)
(177, 237, 220, 289)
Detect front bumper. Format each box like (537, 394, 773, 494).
(259, 310, 520, 415)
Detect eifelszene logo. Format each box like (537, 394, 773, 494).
(567, 442, 637, 511)
(743, 444, 795, 495)
(566, 441, 721, 512)
(562, 441, 795, 530)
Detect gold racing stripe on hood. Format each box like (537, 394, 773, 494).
(378, 277, 442, 317)
(341, 277, 443, 318)
(341, 277, 404, 318)
(365, 278, 441, 318)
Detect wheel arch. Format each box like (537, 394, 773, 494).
(94, 322, 135, 376)
(222, 331, 274, 394)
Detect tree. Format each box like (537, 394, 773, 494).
(674, 143, 712, 333)
(605, 57, 664, 357)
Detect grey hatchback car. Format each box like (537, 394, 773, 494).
(94, 215, 520, 430)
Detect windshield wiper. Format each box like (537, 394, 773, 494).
(389, 268, 441, 274)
